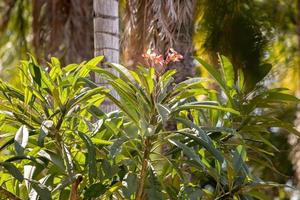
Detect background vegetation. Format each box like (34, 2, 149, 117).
(0, 0, 300, 199)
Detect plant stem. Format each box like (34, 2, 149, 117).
(69, 174, 83, 200)
(136, 138, 151, 200)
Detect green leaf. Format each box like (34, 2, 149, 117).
(172, 102, 240, 115)
(147, 168, 163, 200)
(196, 57, 227, 93)
(156, 103, 170, 124)
(5, 155, 44, 165)
(101, 92, 139, 124)
(219, 55, 234, 88)
(109, 136, 129, 158)
(24, 86, 33, 105)
(91, 138, 113, 146)
(196, 57, 234, 104)
(14, 125, 29, 155)
(233, 145, 249, 176)
(38, 120, 54, 147)
(237, 69, 245, 91)
(108, 62, 136, 83)
(38, 150, 65, 172)
(75, 77, 98, 89)
(50, 57, 61, 68)
(1, 130, 40, 152)
(104, 117, 123, 135)
(0, 162, 23, 181)
(84, 183, 107, 199)
(168, 139, 204, 169)
(52, 174, 82, 193)
(88, 105, 106, 118)
(71, 87, 105, 106)
(30, 180, 52, 200)
(77, 131, 97, 182)
(59, 190, 70, 200)
(122, 173, 137, 199)
(86, 56, 104, 67)
(28, 54, 39, 65)
(172, 77, 208, 92)
(24, 165, 36, 190)
(29, 63, 42, 87)
(29, 175, 52, 200)
(266, 92, 300, 102)
(63, 63, 78, 73)
(175, 117, 224, 163)
(243, 191, 271, 200)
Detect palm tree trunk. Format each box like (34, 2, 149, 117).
(93, 0, 119, 112)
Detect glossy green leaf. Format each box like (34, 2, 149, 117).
(122, 173, 137, 198)
(219, 55, 234, 88)
(91, 138, 113, 146)
(147, 168, 163, 200)
(168, 139, 204, 169)
(84, 182, 107, 199)
(156, 103, 170, 124)
(0, 162, 23, 181)
(196, 57, 234, 104)
(29, 63, 42, 87)
(14, 125, 29, 155)
(30, 180, 52, 200)
(38, 150, 65, 172)
(172, 102, 240, 115)
(86, 56, 104, 67)
(52, 174, 82, 193)
(77, 131, 97, 182)
(175, 117, 224, 163)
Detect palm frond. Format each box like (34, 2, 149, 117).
(122, 0, 196, 83)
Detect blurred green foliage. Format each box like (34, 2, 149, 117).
(0, 0, 31, 81)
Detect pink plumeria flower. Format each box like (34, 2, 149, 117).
(142, 49, 165, 66)
(142, 48, 183, 69)
(142, 49, 158, 60)
(165, 48, 183, 64)
(153, 55, 164, 66)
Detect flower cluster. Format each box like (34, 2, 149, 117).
(142, 48, 183, 67)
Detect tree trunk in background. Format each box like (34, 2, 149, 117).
(123, 0, 196, 83)
(288, 0, 300, 187)
(32, 0, 94, 64)
(93, 0, 119, 112)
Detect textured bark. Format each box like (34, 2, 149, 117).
(94, 0, 119, 112)
(32, 0, 94, 64)
(123, 0, 196, 83)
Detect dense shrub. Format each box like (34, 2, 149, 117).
(0, 55, 299, 199)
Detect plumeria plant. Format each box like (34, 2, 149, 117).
(142, 48, 183, 75)
(0, 52, 299, 199)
